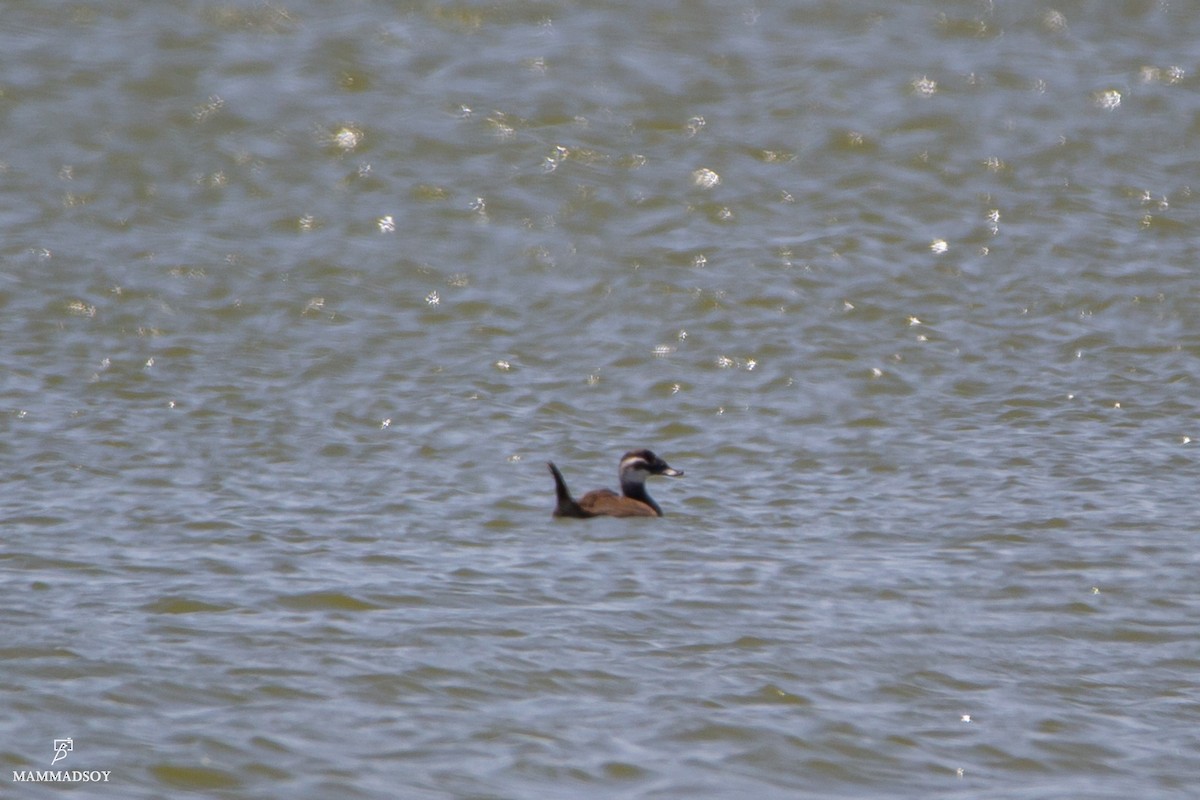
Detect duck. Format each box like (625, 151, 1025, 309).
(547, 449, 683, 518)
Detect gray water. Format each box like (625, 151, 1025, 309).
(3, 2, 1199, 798)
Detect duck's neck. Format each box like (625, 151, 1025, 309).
(621, 477, 662, 516)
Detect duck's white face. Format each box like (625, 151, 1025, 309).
(619, 456, 652, 484)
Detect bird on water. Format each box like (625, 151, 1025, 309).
(547, 449, 683, 518)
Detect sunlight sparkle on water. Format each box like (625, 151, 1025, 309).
(1140, 65, 1185, 85)
(486, 113, 515, 139)
(66, 300, 96, 317)
(692, 168, 720, 189)
(192, 95, 224, 122)
(1093, 89, 1121, 110)
(331, 126, 362, 151)
(911, 76, 937, 96)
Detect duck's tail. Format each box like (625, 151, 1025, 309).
(548, 462, 589, 518)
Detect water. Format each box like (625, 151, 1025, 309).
(3, 1, 1199, 797)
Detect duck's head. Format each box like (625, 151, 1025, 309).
(618, 449, 683, 484)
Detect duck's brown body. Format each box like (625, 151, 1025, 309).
(548, 450, 683, 519)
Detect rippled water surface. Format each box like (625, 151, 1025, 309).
(3, 2, 1200, 798)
